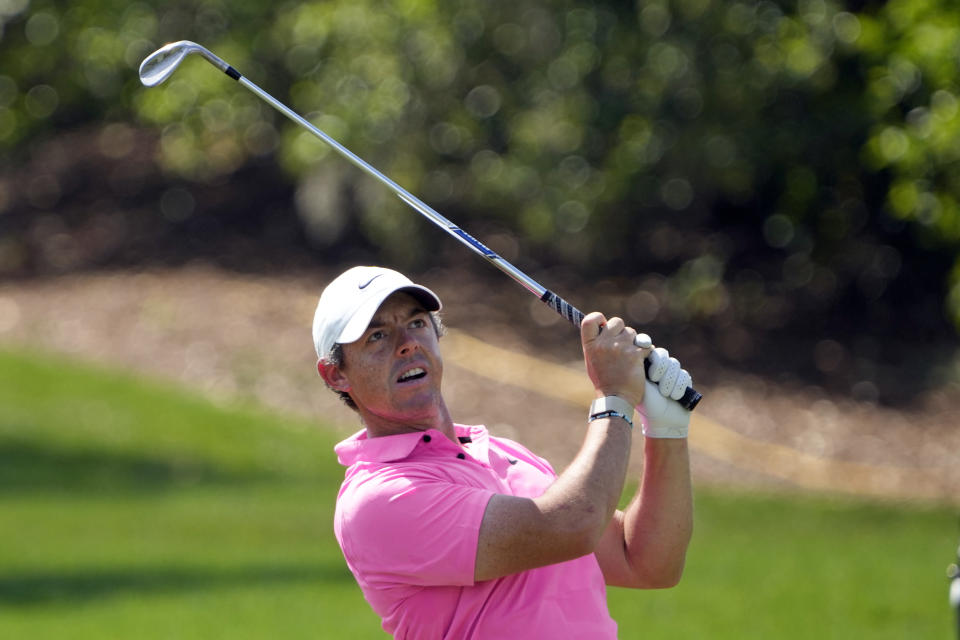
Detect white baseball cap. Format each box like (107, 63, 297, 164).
(312, 266, 442, 360)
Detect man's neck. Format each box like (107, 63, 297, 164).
(360, 403, 458, 443)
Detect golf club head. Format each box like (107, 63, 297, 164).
(139, 40, 230, 87)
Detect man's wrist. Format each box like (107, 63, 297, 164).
(641, 422, 689, 438)
(589, 396, 636, 429)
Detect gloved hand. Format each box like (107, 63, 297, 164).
(646, 347, 692, 401)
(638, 347, 692, 438)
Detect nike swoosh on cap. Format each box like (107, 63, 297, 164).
(359, 274, 383, 289)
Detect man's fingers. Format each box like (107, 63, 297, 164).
(670, 369, 692, 401)
(604, 316, 625, 335)
(581, 312, 607, 342)
(646, 346, 692, 398)
(646, 347, 670, 382)
(657, 358, 682, 397)
(584, 314, 647, 354)
(651, 354, 684, 398)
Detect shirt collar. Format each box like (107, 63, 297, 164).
(334, 424, 488, 466)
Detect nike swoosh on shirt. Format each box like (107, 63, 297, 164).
(359, 274, 383, 289)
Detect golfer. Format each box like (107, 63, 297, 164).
(313, 266, 694, 639)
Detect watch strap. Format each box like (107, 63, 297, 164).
(589, 396, 635, 428)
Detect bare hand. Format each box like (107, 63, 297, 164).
(581, 312, 650, 408)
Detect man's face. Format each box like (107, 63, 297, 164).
(331, 292, 445, 434)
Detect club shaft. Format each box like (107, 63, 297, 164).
(227, 65, 701, 410)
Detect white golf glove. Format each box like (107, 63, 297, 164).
(646, 347, 691, 400)
(638, 347, 692, 438)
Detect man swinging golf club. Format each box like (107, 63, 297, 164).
(138, 39, 696, 638)
(314, 265, 694, 639)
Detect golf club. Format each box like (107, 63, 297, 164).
(139, 40, 702, 410)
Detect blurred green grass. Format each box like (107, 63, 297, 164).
(0, 347, 955, 639)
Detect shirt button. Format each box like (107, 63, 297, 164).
(456, 453, 466, 460)
(423, 435, 431, 443)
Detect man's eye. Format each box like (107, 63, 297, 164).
(410, 318, 426, 329)
(368, 330, 385, 342)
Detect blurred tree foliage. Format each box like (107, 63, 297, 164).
(0, 0, 959, 390)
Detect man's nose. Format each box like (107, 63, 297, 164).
(396, 328, 420, 354)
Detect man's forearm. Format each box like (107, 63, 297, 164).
(475, 416, 635, 582)
(621, 437, 693, 587)
(535, 417, 634, 551)
(476, 311, 651, 582)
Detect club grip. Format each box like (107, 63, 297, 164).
(540, 290, 585, 329)
(541, 290, 703, 411)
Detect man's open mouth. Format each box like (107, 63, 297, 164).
(397, 367, 427, 383)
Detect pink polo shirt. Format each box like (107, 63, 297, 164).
(333, 424, 617, 639)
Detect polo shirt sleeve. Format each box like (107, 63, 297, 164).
(336, 465, 494, 588)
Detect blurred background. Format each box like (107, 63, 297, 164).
(1, 0, 959, 638)
(3, 0, 960, 393)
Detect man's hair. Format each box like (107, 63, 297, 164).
(322, 311, 445, 411)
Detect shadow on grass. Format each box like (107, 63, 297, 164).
(0, 562, 355, 606)
(0, 438, 275, 494)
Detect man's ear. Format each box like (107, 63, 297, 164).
(318, 360, 351, 393)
